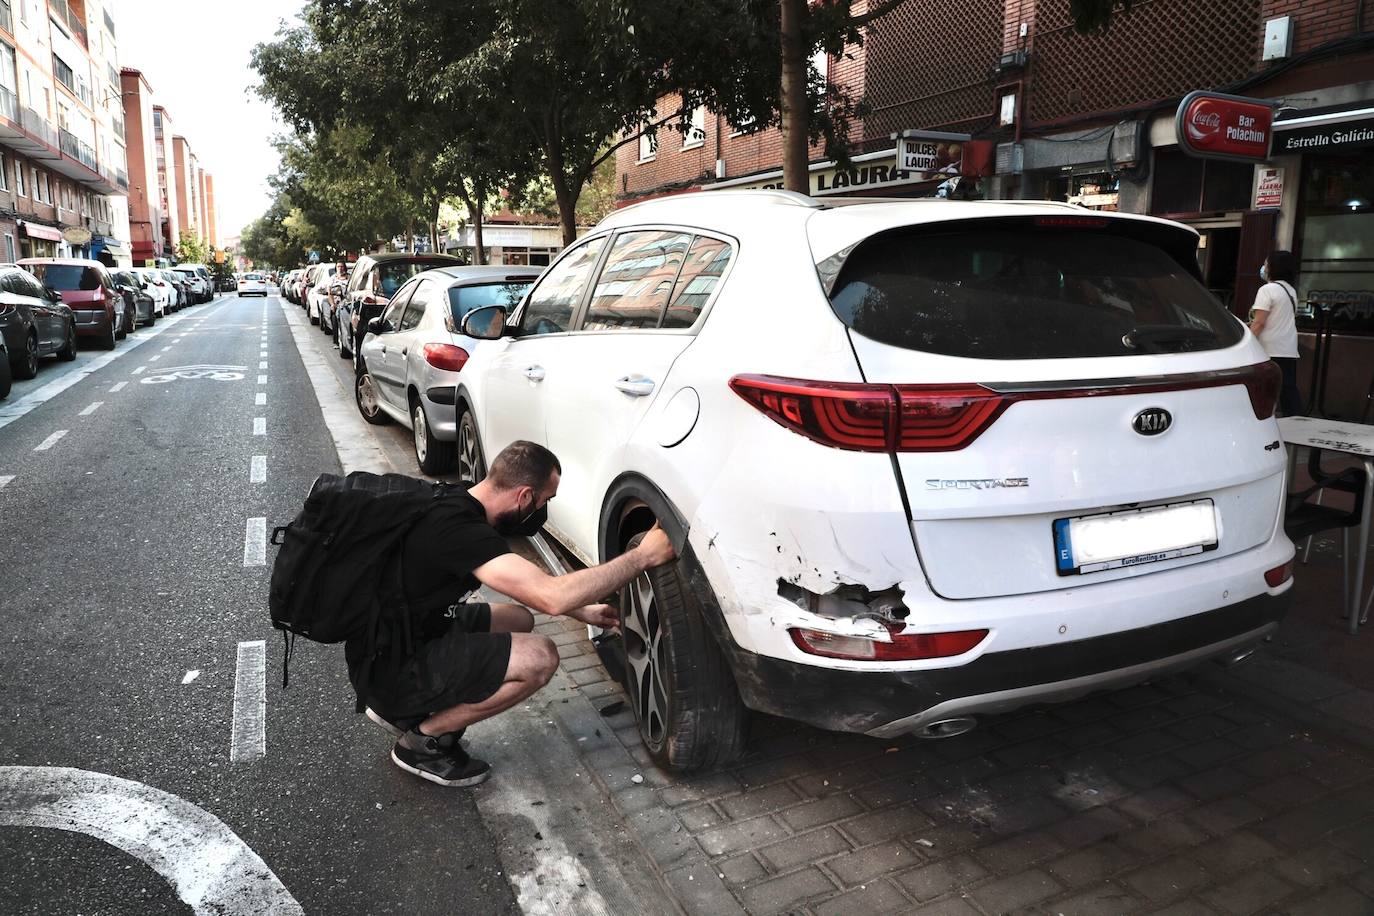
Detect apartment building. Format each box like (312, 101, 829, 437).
(620, 0, 1374, 414)
(0, 0, 130, 263)
(203, 171, 216, 247)
(152, 103, 179, 254)
(118, 66, 161, 263)
(172, 134, 196, 241)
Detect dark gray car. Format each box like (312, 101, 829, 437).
(0, 265, 76, 378)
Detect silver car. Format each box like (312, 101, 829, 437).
(355, 265, 538, 475)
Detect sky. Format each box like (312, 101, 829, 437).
(115, 0, 303, 240)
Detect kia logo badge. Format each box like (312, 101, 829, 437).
(1133, 408, 1172, 436)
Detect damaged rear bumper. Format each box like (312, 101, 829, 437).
(692, 556, 1290, 736)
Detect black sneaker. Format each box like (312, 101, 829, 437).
(365, 707, 426, 739)
(391, 728, 490, 787)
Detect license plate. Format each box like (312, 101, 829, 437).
(1054, 499, 1218, 575)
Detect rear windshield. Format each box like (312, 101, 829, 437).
(377, 260, 454, 297)
(27, 264, 102, 291)
(448, 281, 532, 319)
(244, 273, 263, 281)
(829, 228, 1243, 359)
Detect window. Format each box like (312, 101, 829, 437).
(380, 281, 417, 328)
(399, 282, 431, 331)
(0, 152, 8, 192)
(520, 236, 606, 335)
(665, 235, 732, 328)
(25, 263, 103, 291)
(447, 281, 532, 320)
(828, 225, 1243, 360)
(637, 127, 657, 162)
(52, 55, 74, 94)
(810, 46, 828, 85)
(15, 160, 23, 196)
(4, 235, 14, 263)
(584, 230, 692, 330)
(682, 107, 706, 149)
(375, 258, 454, 297)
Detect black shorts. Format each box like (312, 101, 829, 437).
(354, 602, 513, 719)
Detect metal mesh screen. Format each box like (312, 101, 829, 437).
(1028, 0, 1261, 125)
(862, 0, 1005, 141)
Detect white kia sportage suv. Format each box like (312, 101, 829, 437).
(455, 190, 1295, 770)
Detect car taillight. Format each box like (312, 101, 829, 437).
(361, 294, 378, 306)
(1264, 560, 1293, 588)
(1243, 360, 1282, 419)
(790, 624, 988, 661)
(728, 375, 1007, 452)
(422, 343, 469, 372)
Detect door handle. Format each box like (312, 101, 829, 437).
(400, 348, 408, 356)
(614, 375, 655, 397)
(524, 366, 546, 382)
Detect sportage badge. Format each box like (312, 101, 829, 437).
(1133, 407, 1172, 436)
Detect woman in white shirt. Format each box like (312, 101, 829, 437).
(1248, 249, 1303, 416)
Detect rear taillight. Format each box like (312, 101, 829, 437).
(728, 375, 1007, 452)
(361, 294, 378, 306)
(790, 624, 988, 661)
(422, 343, 470, 372)
(1264, 560, 1293, 588)
(1243, 360, 1282, 419)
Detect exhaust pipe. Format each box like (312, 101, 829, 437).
(915, 717, 978, 739)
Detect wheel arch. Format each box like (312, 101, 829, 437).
(598, 472, 691, 564)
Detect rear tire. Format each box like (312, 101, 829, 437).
(0, 351, 10, 399)
(14, 331, 38, 380)
(101, 318, 116, 350)
(618, 531, 749, 771)
(57, 323, 76, 361)
(412, 398, 455, 474)
(354, 363, 390, 425)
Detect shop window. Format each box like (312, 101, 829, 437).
(1151, 147, 1254, 215)
(1297, 153, 1374, 333)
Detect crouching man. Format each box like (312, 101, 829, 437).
(350, 440, 675, 786)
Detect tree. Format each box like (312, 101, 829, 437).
(176, 231, 208, 264)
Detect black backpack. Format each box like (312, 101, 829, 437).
(268, 471, 459, 708)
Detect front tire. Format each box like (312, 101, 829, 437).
(412, 398, 455, 474)
(0, 352, 10, 399)
(354, 364, 390, 425)
(618, 531, 749, 771)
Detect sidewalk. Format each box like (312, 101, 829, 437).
(535, 540, 1374, 915)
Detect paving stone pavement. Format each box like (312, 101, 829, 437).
(531, 613, 1374, 916)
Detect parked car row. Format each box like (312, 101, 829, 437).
(0, 258, 215, 400)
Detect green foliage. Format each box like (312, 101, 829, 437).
(176, 231, 208, 265)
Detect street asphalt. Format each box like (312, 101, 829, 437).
(0, 294, 517, 915)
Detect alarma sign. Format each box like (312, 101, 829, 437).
(1175, 90, 1275, 162)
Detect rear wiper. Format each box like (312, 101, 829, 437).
(1121, 325, 1216, 353)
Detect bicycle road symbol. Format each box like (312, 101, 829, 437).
(141, 364, 247, 384)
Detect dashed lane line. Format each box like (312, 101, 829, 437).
(257, 374, 268, 384)
(258, 361, 267, 370)
(254, 392, 266, 406)
(33, 430, 67, 451)
(79, 402, 103, 416)
(132, 365, 146, 375)
(148, 355, 161, 362)
(108, 381, 127, 393)
(253, 417, 266, 436)
(0, 475, 13, 489)
(243, 517, 266, 566)
(230, 641, 267, 764)
(161, 345, 172, 352)
(250, 455, 266, 484)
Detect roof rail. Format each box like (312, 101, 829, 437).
(614, 188, 822, 217)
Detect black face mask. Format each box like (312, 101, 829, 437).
(495, 503, 548, 537)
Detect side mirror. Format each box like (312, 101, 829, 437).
(367, 316, 391, 335)
(460, 305, 507, 340)
(44, 285, 60, 301)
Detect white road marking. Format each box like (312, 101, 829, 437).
(0, 766, 302, 915)
(79, 402, 103, 416)
(181, 670, 200, 685)
(108, 381, 127, 393)
(148, 355, 161, 362)
(33, 430, 67, 451)
(243, 517, 266, 566)
(230, 641, 267, 763)
(253, 417, 266, 435)
(255, 392, 266, 406)
(132, 365, 146, 375)
(257, 374, 268, 384)
(0, 475, 13, 489)
(258, 361, 267, 369)
(250, 455, 266, 483)
(162, 345, 173, 352)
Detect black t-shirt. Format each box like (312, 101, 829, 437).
(400, 487, 511, 622)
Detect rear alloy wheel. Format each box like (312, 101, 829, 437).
(0, 351, 10, 399)
(57, 323, 76, 361)
(354, 365, 390, 425)
(14, 331, 38, 380)
(412, 398, 455, 474)
(101, 317, 116, 350)
(618, 530, 749, 770)
(457, 409, 485, 484)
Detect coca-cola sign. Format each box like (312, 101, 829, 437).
(1175, 90, 1274, 161)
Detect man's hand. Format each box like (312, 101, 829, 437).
(636, 523, 676, 568)
(570, 603, 619, 629)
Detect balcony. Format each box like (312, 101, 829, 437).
(0, 84, 15, 123)
(20, 105, 58, 149)
(49, 0, 88, 48)
(59, 127, 97, 170)
(115, 166, 127, 189)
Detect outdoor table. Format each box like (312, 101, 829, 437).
(1279, 415, 1374, 634)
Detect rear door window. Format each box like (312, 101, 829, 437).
(520, 237, 605, 335)
(381, 281, 417, 329)
(664, 236, 732, 329)
(583, 230, 692, 331)
(828, 226, 1243, 359)
(399, 282, 431, 331)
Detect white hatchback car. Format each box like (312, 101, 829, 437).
(237, 272, 268, 296)
(455, 191, 1295, 770)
